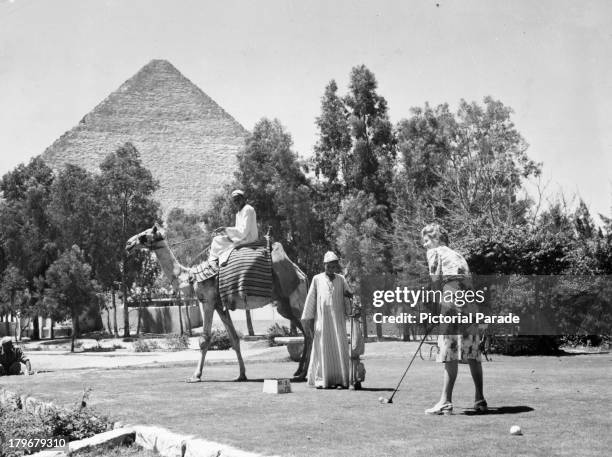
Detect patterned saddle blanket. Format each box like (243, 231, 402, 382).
(189, 258, 219, 283)
(218, 241, 273, 308)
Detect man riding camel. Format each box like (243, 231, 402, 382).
(190, 190, 259, 284)
(209, 189, 258, 265)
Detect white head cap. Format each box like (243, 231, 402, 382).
(323, 251, 339, 263)
(231, 189, 245, 198)
(1, 336, 13, 346)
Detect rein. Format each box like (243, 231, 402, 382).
(168, 236, 208, 247)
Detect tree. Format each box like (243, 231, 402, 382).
(313, 80, 352, 191)
(393, 98, 540, 251)
(0, 265, 28, 339)
(313, 66, 397, 337)
(343, 65, 396, 208)
(0, 157, 57, 340)
(165, 208, 210, 266)
(131, 251, 161, 336)
(97, 143, 160, 337)
(45, 246, 99, 352)
(47, 164, 99, 258)
(0, 157, 57, 282)
(206, 119, 327, 278)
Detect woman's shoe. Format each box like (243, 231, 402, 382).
(473, 399, 488, 413)
(425, 402, 453, 415)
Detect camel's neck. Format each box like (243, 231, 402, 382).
(150, 241, 190, 292)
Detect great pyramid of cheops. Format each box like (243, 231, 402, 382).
(42, 59, 248, 213)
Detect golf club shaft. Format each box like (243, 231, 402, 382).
(388, 327, 431, 402)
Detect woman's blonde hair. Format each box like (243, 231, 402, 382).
(421, 223, 449, 246)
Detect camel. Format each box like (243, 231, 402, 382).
(125, 225, 311, 382)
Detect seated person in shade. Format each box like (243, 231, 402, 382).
(0, 337, 33, 376)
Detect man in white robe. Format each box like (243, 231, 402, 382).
(301, 251, 353, 389)
(209, 190, 258, 265)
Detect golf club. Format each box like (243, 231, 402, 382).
(380, 326, 432, 404)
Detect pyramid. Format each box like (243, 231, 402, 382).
(42, 59, 249, 214)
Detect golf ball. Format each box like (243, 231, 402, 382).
(378, 396, 384, 403)
(383, 398, 389, 404)
(510, 425, 522, 435)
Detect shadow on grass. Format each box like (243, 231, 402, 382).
(186, 378, 268, 383)
(462, 406, 534, 415)
(557, 350, 610, 356)
(186, 377, 307, 383)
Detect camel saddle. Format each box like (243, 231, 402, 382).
(189, 240, 269, 284)
(218, 240, 273, 309)
(189, 240, 302, 311)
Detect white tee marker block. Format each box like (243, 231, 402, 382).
(263, 378, 292, 394)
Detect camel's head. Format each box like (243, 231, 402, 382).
(125, 224, 166, 254)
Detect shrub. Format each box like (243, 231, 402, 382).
(209, 328, 241, 350)
(485, 335, 562, 355)
(43, 407, 110, 441)
(84, 346, 116, 352)
(266, 323, 292, 347)
(560, 334, 608, 348)
(133, 339, 159, 352)
(0, 406, 49, 457)
(0, 389, 112, 457)
(165, 334, 190, 351)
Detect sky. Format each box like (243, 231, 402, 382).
(1, 0, 611, 220)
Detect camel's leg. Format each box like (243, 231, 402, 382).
(292, 319, 312, 381)
(215, 305, 247, 381)
(190, 300, 214, 381)
(275, 298, 311, 381)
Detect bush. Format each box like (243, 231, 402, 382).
(560, 334, 608, 348)
(165, 334, 190, 351)
(133, 339, 159, 352)
(0, 406, 49, 457)
(83, 346, 116, 353)
(485, 335, 562, 355)
(209, 328, 241, 350)
(43, 407, 110, 441)
(0, 389, 112, 457)
(266, 323, 292, 347)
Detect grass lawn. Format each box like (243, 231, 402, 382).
(2, 343, 610, 457)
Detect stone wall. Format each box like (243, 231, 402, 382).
(100, 304, 202, 335)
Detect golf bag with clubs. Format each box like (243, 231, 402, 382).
(349, 298, 366, 389)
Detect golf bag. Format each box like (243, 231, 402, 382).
(349, 300, 366, 389)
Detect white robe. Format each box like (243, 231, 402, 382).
(302, 273, 352, 388)
(209, 204, 258, 264)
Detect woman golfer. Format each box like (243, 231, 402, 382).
(421, 223, 487, 415)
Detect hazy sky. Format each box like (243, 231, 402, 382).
(1, 0, 611, 219)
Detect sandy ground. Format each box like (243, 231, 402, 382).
(20, 335, 434, 372)
(21, 339, 289, 372)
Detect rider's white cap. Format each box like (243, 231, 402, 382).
(231, 189, 245, 198)
(323, 251, 339, 263)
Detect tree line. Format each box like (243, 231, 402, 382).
(0, 144, 158, 348)
(204, 65, 612, 338)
